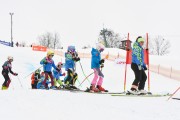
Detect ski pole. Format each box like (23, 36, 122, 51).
(76, 79, 81, 87)
(79, 61, 91, 84)
(23, 66, 43, 79)
(17, 76, 24, 88)
(9, 75, 15, 90)
(167, 87, 180, 101)
(78, 72, 94, 87)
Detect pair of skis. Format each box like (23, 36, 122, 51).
(66, 88, 171, 97)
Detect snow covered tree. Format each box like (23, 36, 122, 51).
(149, 36, 171, 56)
(99, 28, 123, 48)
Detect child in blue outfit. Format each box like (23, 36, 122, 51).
(129, 36, 147, 94)
(53, 62, 66, 89)
(40, 50, 60, 89)
(64, 46, 80, 89)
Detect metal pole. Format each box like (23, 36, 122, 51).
(9, 12, 14, 47)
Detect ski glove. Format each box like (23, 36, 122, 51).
(73, 57, 80, 62)
(76, 57, 80, 61)
(100, 63, 104, 68)
(13, 73, 18, 76)
(143, 65, 147, 70)
(44, 61, 48, 64)
(99, 59, 105, 64)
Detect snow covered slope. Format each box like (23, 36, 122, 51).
(0, 45, 179, 120)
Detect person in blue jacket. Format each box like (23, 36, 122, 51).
(53, 62, 66, 89)
(40, 50, 60, 89)
(64, 46, 80, 89)
(129, 36, 147, 94)
(37, 72, 51, 89)
(90, 43, 107, 92)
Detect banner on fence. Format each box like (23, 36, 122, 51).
(0, 40, 11, 46)
(32, 45, 47, 52)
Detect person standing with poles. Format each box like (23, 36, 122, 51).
(40, 50, 60, 89)
(129, 36, 147, 95)
(64, 46, 80, 90)
(1, 56, 18, 90)
(89, 43, 108, 92)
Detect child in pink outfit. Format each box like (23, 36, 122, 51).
(90, 43, 108, 92)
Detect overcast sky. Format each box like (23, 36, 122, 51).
(0, 0, 180, 55)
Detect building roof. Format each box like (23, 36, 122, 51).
(121, 40, 132, 42)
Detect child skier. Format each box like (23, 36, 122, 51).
(129, 36, 147, 94)
(31, 69, 41, 89)
(37, 72, 51, 89)
(40, 50, 60, 89)
(90, 43, 107, 92)
(53, 62, 66, 89)
(64, 46, 80, 89)
(1, 56, 18, 90)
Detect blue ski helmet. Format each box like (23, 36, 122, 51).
(67, 46, 75, 52)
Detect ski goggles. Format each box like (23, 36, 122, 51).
(49, 54, 54, 57)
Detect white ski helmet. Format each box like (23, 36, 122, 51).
(7, 56, 13, 61)
(96, 43, 105, 52)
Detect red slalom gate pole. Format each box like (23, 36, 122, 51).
(167, 87, 180, 101)
(123, 33, 130, 92)
(146, 33, 150, 92)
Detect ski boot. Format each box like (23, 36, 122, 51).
(89, 84, 99, 92)
(50, 86, 56, 90)
(70, 85, 78, 90)
(2, 85, 8, 90)
(96, 85, 108, 92)
(138, 89, 148, 95)
(64, 84, 72, 90)
(127, 88, 139, 95)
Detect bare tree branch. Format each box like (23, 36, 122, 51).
(149, 35, 171, 56)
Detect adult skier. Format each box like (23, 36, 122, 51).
(129, 36, 147, 94)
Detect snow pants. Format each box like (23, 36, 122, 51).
(131, 63, 147, 90)
(42, 71, 54, 87)
(2, 71, 11, 88)
(91, 68, 104, 86)
(64, 69, 78, 85)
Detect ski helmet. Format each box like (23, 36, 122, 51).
(137, 38, 144, 43)
(136, 36, 144, 43)
(67, 46, 75, 52)
(35, 69, 41, 73)
(47, 50, 54, 56)
(41, 72, 45, 76)
(58, 62, 63, 66)
(96, 43, 105, 52)
(7, 56, 13, 61)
